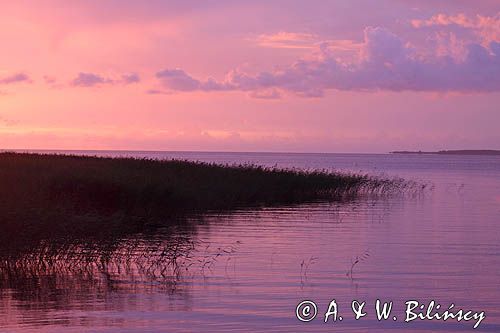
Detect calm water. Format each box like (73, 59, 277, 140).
(1, 152, 500, 332)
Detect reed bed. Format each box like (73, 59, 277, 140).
(0, 152, 404, 240)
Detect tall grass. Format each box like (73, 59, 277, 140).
(0, 152, 398, 240)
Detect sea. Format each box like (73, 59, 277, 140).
(1, 151, 499, 332)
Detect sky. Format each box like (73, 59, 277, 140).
(1, 0, 499, 153)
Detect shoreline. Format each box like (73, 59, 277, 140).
(391, 150, 500, 156)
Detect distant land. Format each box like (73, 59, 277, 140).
(391, 150, 500, 155)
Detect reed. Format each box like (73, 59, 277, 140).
(0, 152, 398, 240)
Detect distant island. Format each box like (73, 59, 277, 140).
(391, 150, 500, 155)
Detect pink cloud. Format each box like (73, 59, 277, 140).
(254, 32, 317, 49)
(156, 27, 500, 96)
(43, 75, 57, 84)
(412, 12, 500, 44)
(121, 73, 140, 84)
(248, 89, 282, 99)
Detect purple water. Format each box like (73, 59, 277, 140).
(1, 151, 499, 332)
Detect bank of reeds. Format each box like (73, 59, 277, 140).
(0, 152, 401, 240)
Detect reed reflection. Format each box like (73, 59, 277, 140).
(0, 221, 209, 313)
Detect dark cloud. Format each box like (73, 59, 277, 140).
(146, 89, 172, 95)
(71, 72, 140, 87)
(71, 72, 111, 87)
(0, 73, 30, 84)
(155, 69, 236, 92)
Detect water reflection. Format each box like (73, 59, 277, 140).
(0, 153, 499, 332)
(0, 215, 248, 327)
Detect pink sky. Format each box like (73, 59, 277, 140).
(0, 0, 499, 153)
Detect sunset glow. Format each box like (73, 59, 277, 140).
(1, 1, 499, 152)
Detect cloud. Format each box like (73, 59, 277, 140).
(146, 89, 172, 95)
(156, 27, 500, 96)
(71, 72, 111, 87)
(254, 32, 317, 49)
(155, 69, 229, 91)
(122, 73, 140, 84)
(156, 69, 200, 91)
(0, 73, 31, 84)
(411, 13, 500, 44)
(43, 75, 57, 84)
(71, 72, 140, 87)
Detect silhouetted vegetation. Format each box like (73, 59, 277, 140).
(391, 149, 500, 155)
(0, 152, 398, 241)
(0, 153, 410, 306)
